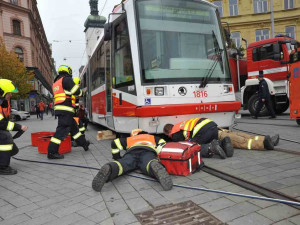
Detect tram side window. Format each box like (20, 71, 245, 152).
(114, 20, 134, 87)
(252, 44, 283, 62)
(91, 43, 105, 91)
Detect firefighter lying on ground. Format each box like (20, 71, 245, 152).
(218, 128, 279, 151)
(48, 65, 90, 159)
(0, 79, 28, 175)
(163, 117, 233, 159)
(92, 129, 173, 192)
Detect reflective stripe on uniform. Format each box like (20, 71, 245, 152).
(50, 137, 61, 145)
(64, 90, 72, 95)
(158, 139, 166, 145)
(54, 105, 75, 113)
(111, 148, 120, 154)
(6, 121, 14, 131)
(70, 84, 80, 94)
(247, 139, 253, 150)
(146, 159, 158, 173)
(255, 136, 259, 140)
(73, 132, 82, 139)
(192, 119, 212, 138)
(79, 127, 85, 132)
(114, 139, 123, 150)
(0, 144, 13, 151)
(0, 114, 4, 120)
(113, 160, 123, 176)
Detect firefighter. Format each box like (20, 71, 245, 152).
(163, 118, 233, 159)
(253, 73, 276, 119)
(0, 79, 28, 175)
(92, 129, 173, 192)
(218, 128, 279, 151)
(48, 65, 90, 159)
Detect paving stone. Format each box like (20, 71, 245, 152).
(91, 201, 107, 212)
(200, 197, 236, 213)
(272, 220, 296, 225)
(0, 213, 30, 225)
(43, 213, 83, 225)
(18, 214, 58, 225)
(112, 210, 138, 225)
(0, 203, 39, 220)
(72, 218, 96, 225)
(106, 198, 128, 214)
(288, 214, 300, 224)
(278, 185, 300, 198)
(125, 197, 151, 214)
(51, 203, 88, 217)
(257, 204, 299, 222)
(99, 217, 114, 225)
(213, 202, 260, 222)
(89, 209, 111, 224)
(260, 181, 287, 190)
(228, 212, 273, 225)
(77, 207, 99, 217)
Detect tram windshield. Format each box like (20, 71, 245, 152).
(136, 0, 231, 84)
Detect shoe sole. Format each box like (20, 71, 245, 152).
(47, 155, 64, 159)
(223, 137, 234, 157)
(92, 165, 111, 192)
(151, 161, 173, 191)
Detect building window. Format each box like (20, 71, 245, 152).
(284, 0, 294, 9)
(253, 0, 268, 13)
(10, 0, 18, 5)
(15, 47, 24, 62)
(229, 0, 238, 16)
(231, 32, 241, 48)
(285, 26, 295, 39)
(12, 20, 21, 35)
(213, 1, 223, 17)
(255, 29, 269, 41)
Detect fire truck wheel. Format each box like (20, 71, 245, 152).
(296, 119, 300, 126)
(274, 101, 289, 114)
(248, 94, 269, 117)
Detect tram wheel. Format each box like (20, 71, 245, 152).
(248, 94, 269, 117)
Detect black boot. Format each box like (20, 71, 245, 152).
(150, 161, 173, 191)
(0, 166, 17, 175)
(83, 141, 90, 151)
(220, 137, 234, 157)
(92, 164, 111, 192)
(263, 135, 274, 150)
(211, 140, 226, 159)
(271, 134, 279, 146)
(71, 141, 78, 147)
(48, 153, 64, 159)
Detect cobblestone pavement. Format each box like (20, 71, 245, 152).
(0, 114, 299, 225)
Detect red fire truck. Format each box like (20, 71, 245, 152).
(230, 36, 300, 116)
(288, 50, 300, 125)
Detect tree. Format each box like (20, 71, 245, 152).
(0, 37, 34, 99)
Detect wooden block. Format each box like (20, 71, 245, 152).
(97, 130, 116, 140)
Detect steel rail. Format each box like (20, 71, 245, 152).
(202, 166, 300, 210)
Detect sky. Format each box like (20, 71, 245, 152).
(37, 0, 120, 76)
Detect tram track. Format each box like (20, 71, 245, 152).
(202, 165, 300, 210)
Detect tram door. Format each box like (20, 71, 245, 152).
(105, 40, 114, 129)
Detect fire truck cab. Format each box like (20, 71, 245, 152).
(241, 36, 299, 116)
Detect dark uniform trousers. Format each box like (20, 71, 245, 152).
(0, 130, 19, 166)
(254, 98, 275, 117)
(48, 114, 87, 154)
(108, 149, 158, 181)
(190, 125, 218, 158)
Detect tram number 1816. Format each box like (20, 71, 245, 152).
(193, 91, 208, 98)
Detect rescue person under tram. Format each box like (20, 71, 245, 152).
(48, 65, 90, 159)
(92, 129, 173, 192)
(0, 79, 28, 175)
(163, 118, 233, 159)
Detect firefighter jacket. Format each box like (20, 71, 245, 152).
(258, 79, 271, 100)
(171, 118, 217, 141)
(0, 100, 22, 132)
(111, 134, 166, 160)
(53, 75, 83, 116)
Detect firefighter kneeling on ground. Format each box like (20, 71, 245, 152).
(0, 79, 28, 175)
(163, 117, 234, 159)
(48, 65, 90, 159)
(218, 128, 279, 151)
(92, 129, 173, 192)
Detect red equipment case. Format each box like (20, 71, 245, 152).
(158, 142, 204, 176)
(289, 60, 300, 125)
(31, 131, 55, 146)
(37, 135, 71, 154)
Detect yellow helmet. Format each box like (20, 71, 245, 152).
(130, 129, 143, 137)
(0, 79, 18, 97)
(58, 64, 72, 75)
(73, 77, 80, 85)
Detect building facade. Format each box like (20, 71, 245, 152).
(0, 0, 54, 112)
(210, 0, 300, 50)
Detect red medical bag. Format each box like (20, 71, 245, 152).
(158, 142, 204, 176)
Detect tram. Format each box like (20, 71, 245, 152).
(80, 0, 241, 134)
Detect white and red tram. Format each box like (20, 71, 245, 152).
(80, 0, 241, 134)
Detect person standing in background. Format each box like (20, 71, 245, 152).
(35, 103, 40, 119)
(38, 100, 45, 120)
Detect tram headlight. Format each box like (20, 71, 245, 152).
(155, 87, 164, 96)
(223, 85, 233, 93)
